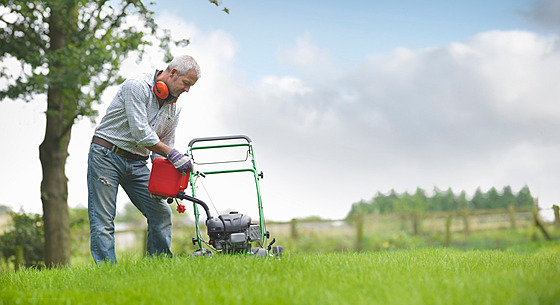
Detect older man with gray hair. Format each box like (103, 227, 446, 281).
(87, 55, 201, 264)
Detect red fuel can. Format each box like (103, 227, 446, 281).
(148, 158, 190, 198)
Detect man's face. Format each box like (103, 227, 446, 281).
(167, 69, 198, 97)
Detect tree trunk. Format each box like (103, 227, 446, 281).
(40, 0, 75, 267)
(40, 90, 72, 267)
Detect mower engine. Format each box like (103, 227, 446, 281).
(206, 211, 261, 253)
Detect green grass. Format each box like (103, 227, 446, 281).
(1, 242, 559, 305)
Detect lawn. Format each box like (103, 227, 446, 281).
(1, 241, 559, 305)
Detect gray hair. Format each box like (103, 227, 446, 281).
(166, 55, 201, 78)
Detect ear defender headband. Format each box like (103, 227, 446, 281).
(153, 70, 178, 104)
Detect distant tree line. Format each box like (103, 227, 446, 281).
(347, 186, 534, 218)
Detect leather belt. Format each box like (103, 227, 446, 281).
(92, 136, 148, 161)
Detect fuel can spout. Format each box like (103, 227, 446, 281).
(175, 192, 212, 220)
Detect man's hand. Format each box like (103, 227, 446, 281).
(167, 148, 193, 174)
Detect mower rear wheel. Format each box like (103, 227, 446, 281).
(191, 248, 213, 258)
(272, 246, 283, 257)
(251, 247, 267, 257)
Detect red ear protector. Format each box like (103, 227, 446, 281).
(153, 70, 178, 104)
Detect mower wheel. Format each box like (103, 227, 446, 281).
(272, 246, 283, 258)
(191, 249, 213, 258)
(251, 247, 267, 257)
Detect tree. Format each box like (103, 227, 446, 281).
(410, 187, 427, 212)
(501, 185, 516, 207)
(375, 190, 396, 214)
(432, 187, 456, 211)
(347, 199, 372, 218)
(0, 0, 224, 267)
(0, 204, 12, 214)
(0, 211, 44, 269)
(456, 190, 469, 210)
(516, 185, 534, 207)
(471, 187, 485, 210)
(486, 187, 501, 209)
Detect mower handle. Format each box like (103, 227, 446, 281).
(188, 135, 252, 148)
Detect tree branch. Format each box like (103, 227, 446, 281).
(99, 1, 133, 42)
(81, 0, 110, 41)
(0, 15, 47, 52)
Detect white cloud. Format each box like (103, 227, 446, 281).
(212, 29, 560, 220)
(277, 34, 340, 84)
(2, 12, 559, 222)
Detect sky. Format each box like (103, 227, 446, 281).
(1, 0, 560, 221)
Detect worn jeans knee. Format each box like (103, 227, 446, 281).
(87, 143, 173, 264)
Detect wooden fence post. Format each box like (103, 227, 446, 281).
(356, 214, 364, 252)
(290, 218, 298, 240)
(15, 245, 24, 271)
(412, 212, 420, 236)
(530, 205, 538, 241)
(462, 208, 470, 237)
(445, 215, 452, 246)
(553, 205, 560, 228)
(531, 202, 551, 241)
(508, 204, 516, 229)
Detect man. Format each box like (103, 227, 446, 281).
(87, 55, 200, 264)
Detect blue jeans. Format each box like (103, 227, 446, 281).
(87, 143, 172, 264)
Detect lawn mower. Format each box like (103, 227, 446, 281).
(148, 135, 282, 257)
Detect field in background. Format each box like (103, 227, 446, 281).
(1, 242, 559, 305)
(1, 205, 558, 269)
(79, 206, 559, 262)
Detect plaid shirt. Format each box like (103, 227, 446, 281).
(94, 70, 181, 159)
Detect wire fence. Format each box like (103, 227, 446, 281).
(99, 204, 560, 256)
(2, 205, 559, 270)
(267, 206, 542, 251)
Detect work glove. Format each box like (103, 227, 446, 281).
(150, 194, 168, 201)
(167, 148, 193, 174)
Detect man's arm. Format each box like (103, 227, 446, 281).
(147, 141, 192, 174)
(146, 141, 173, 157)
